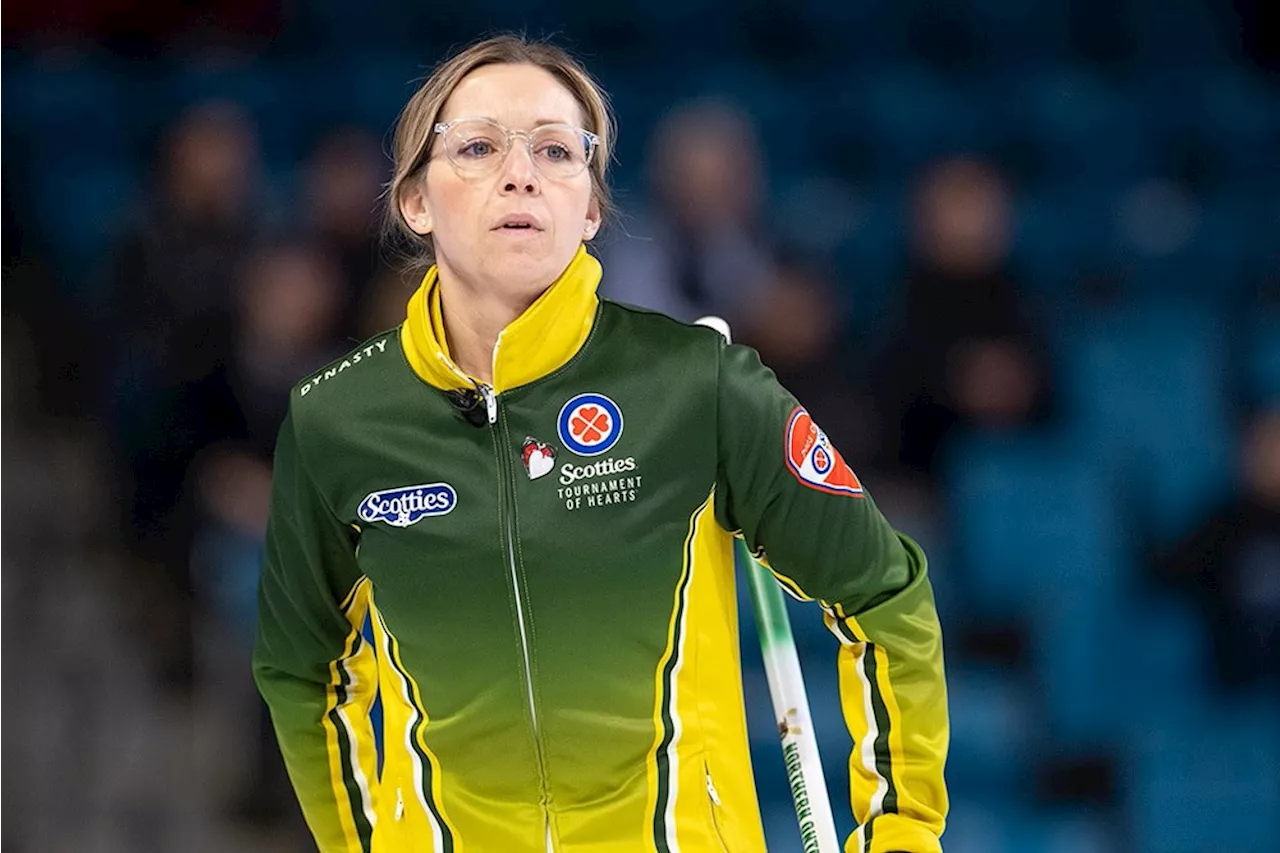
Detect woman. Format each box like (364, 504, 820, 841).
(254, 35, 949, 853)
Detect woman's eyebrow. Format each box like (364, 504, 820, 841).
(447, 116, 575, 127)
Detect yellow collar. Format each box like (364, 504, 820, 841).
(400, 246, 602, 393)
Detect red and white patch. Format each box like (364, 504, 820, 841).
(521, 437, 556, 480)
(784, 407, 864, 497)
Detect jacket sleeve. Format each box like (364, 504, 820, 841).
(714, 342, 949, 853)
(253, 406, 380, 852)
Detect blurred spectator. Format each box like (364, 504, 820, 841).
(743, 258, 882, 464)
(102, 100, 263, 688)
(104, 99, 261, 392)
(120, 238, 344, 695)
(106, 99, 261, 560)
(601, 98, 873, 456)
(193, 240, 346, 464)
(355, 264, 420, 339)
(1154, 408, 1280, 692)
(183, 241, 345, 828)
(600, 99, 775, 329)
(877, 156, 1055, 480)
(2, 148, 89, 419)
(187, 239, 347, 607)
(301, 126, 391, 341)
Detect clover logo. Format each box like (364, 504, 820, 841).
(557, 393, 624, 457)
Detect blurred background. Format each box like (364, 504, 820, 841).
(3, 1, 1278, 851)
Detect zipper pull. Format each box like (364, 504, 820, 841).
(479, 384, 498, 424)
(705, 769, 722, 806)
(395, 787, 404, 820)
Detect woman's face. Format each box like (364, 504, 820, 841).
(402, 63, 601, 298)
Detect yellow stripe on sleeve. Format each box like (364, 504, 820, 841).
(319, 577, 377, 852)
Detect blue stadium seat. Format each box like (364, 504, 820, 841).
(1117, 191, 1258, 303)
(1032, 587, 1217, 747)
(1127, 68, 1278, 199)
(285, 0, 426, 50)
(1033, 594, 1130, 746)
(1247, 310, 1280, 407)
(849, 67, 988, 182)
(799, 65, 989, 184)
(1127, 67, 1213, 151)
(1227, 192, 1280, 286)
(1127, 697, 1280, 853)
(328, 54, 431, 136)
(1125, 0, 1234, 69)
(946, 666, 1035, 792)
(31, 163, 139, 291)
(1112, 594, 1212, 722)
(1013, 187, 1122, 304)
(828, 191, 908, 350)
(946, 431, 1129, 745)
(945, 431, 1124, 618)
(945, 798, 1119, 853)
(961, 0, 1073, 67)
(1058, 302, 1234, 546)
(591, 0, 740, 62)
(4, 62, 134, 169)
(1011, 67, 1152, 186)
(771, 174, 866, 264)
(790, 0, 907, 66)
(1194, 71, 1280, 190)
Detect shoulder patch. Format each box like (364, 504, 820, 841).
(784, 406, 865, 498)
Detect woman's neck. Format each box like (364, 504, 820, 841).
(437, 271, 540, 386)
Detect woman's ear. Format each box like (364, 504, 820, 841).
(583, 195, 602, 241)
(399, 181, 434, 235)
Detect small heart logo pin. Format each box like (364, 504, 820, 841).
(521, 437, 556, 480)
(528, 447, 554, 479)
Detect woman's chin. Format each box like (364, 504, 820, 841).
(483, 244, 574, 284)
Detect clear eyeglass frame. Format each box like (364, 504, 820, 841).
(432, 117, 600, 178)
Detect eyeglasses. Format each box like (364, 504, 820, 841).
(432, 118, 600, 179)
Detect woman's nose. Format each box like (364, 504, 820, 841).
(499, 141, 540, 193)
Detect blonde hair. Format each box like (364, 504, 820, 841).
(384, 34, 617, 270)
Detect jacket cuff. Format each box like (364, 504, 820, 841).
(845, 814, 944, 853)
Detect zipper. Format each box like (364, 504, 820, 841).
(481, 383, 498, 423)
(480, 383, 553, 816)
(705, 765, 730, 852)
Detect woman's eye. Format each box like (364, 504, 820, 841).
(459, 140, 495, 158)
(540, 143, 571, 161)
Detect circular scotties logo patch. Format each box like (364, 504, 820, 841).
(557, 393, 624, 457)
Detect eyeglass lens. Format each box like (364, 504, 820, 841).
(440, 119, 593, 177)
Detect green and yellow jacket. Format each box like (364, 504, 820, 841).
(253, 247, 949, 853)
